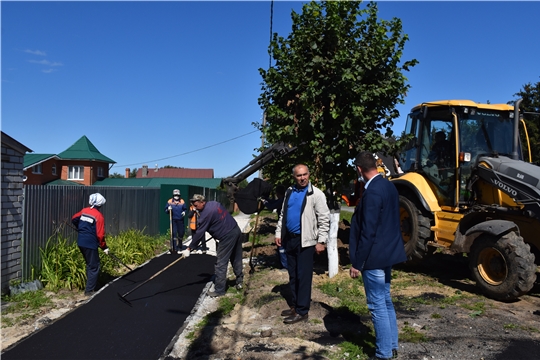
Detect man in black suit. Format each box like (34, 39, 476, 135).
(349, 151, 407, 360)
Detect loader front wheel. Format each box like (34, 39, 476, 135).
(469, 231, 536, 301)
(399, 196, 432, 261)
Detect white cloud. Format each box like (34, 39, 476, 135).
(24, 49, 46, 56)
(28, 59, 63, 66)
(42, 69, 57, 74)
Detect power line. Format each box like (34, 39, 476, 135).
(113, 129, 259, 168)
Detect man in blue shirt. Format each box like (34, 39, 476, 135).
(275, 164, 330, 324)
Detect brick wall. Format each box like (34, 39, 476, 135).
(1, 143, 26, 294)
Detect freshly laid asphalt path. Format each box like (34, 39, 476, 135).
(2, 253, 216, 360)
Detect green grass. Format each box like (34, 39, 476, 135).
(339, 210, 353, 223)
(38, 229, 169, 291)
(462, 301, 486, 317)
(399, 323, 428, 343)
(1, 290, 52, 314)
(1, 289, 53, 328)
(318, 278, 369, 315)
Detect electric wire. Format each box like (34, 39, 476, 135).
(114, 129, 259, 168)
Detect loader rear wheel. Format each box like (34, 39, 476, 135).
(399, 196, 432, 261)
(469, 231, 536, 301)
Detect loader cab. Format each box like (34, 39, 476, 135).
(398, 105, 458, 207)
(398, 101, 522, 209)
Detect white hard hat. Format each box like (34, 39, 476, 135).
(89, 193, 106, 208)
(173, 189, 181, 195)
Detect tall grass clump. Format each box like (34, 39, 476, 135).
(39, 233, 86, 291)
(106, 229, 168, 267)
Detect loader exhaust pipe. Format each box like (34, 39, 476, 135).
(511, 98, 522, 160)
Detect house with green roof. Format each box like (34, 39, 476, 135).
(23, 136, 115, 186)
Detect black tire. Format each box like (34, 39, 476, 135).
(399, 196, 432, 261)
(469, 231, 536, 301)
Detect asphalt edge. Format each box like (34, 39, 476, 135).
(160, 212, 253, 359)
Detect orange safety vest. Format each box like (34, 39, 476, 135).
(189, 207, 198, 230)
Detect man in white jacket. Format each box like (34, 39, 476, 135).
(275, 164, 330, 324)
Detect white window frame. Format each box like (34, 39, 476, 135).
(68, 166, 85, 180)
(97, 167, 104, 178)
(52, 164, 57, 176)
(32, 164, 42, 174)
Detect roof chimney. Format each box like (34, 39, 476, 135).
(142, 164, 148, 177)
(125, 168, 130, 178)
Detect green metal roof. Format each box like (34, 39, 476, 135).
(93, 177, 223, 189)
(45, 179, 85, 186)
(23, 153, 57, 169)
(57, 136, 115, 163)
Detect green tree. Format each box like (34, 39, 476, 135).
(514, 79, 540, 163)
(109, 172, 124, 178)
(258, 1, 417, 202)
(129, 168, 138, 178)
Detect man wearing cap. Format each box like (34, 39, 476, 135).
(349, 151, 407, 360)
(165, 189, 187, 254)
(72, 193, 108, 296)
(183, 194, 243, 297)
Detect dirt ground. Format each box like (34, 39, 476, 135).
(3, 214, 540, 360)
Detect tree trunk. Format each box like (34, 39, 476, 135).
(327, 210, 340, 278)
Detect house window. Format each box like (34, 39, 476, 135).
(68, 166, 84, 180)
(52, 164, 57, 176)
(32, 164, 42, 174)
(97, 167, 104, 177)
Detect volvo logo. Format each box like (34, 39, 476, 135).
(492, 179, 518, 197)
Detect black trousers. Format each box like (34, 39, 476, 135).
(214, 226, 244, 294)
(285, 235, 315, 316)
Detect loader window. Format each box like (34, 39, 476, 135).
(398, 113, 421, 172)
(420, 119, 456, 205)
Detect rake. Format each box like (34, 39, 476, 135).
(118, 254, 187, 307)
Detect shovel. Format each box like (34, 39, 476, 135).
(169, 206, 175, 252)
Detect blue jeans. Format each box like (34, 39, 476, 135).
(362, 267, 398, 359)
(278, 245, 287, 269)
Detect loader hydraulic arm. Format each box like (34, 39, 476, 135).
(221, 142, 297, 208)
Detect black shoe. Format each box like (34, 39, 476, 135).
(280, 307, 295, 317)
(368, 355, 392, 360)
(283, 313, 308, 324)
(393, 349, 398, 358)
(84, 291, 96, 297)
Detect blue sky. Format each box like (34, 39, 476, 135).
(2, 1, 539, 179)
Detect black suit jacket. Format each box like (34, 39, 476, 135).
(349, 175, 407, 271)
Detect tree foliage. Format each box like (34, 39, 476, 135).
(257, 1, 417, 200)
(514, 79, 540, 163)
